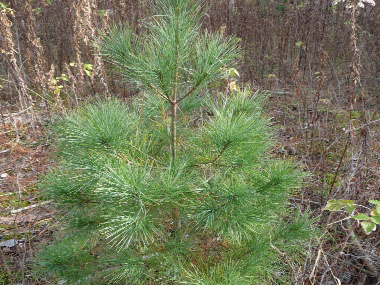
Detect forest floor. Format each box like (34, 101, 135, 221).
(0, 104, 55, 284)
(0, 88, 379, 284)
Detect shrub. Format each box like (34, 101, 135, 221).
(35, 1, 315, 284)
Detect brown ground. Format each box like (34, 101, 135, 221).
(0, 105, 56, 284)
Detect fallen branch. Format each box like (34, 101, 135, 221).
(10, 200, 52, 214)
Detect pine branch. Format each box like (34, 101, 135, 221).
(148, 82, 172, 103)
(190, 141, 231, 168)
(176, 72, 208, 104)
(201, 140, 231, 165)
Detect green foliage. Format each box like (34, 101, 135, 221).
(325, 199, 354, 212)
(369, 200, 380, 213)
(35, 0, 314, 283)
(36, 96, 313, 283)
(34, 237, 97, 283)
(325, 199, 380, 235)
(97, 0, 240, 101)
(83, 63, 93, 77)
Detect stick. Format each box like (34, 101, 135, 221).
(10, 201, 51, 214)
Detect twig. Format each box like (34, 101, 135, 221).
(148, 83, 172, 103)
(328, 134, 350, 196)
(262, 89, 294, 95)
(310, 248, 322, 284)
(269, 234, 285, 257)
(327, 216, 351, 226)
(10, 116, 20, 142)
(346, 118, 380, 134)
(301, 238, 313, 281)
(198, 141, 231, 166)
(321, 250, 341, 285)
(176, 72, 208, 104)
(319, 228, 350, 284)
(16, 158, 26, 202)
(324, 252, 379, 277)
(1, 106, 33, 121)
(10, 200, 51, 214)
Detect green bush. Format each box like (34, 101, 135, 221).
(34, 1, 315, 284)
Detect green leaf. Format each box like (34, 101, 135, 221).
(33, 7, 41, 15)
(267, 73, 277, 79)
(369, 216, 380, 225)
(370, 203, 380, 214)
(345, 204, 356, 215)
(361, 222, 376, 235)
(83, 63, 93, 71)
(325, 200, 345, 211)
(338, 200, 354, 205)
(353, 213, 370, 221)
(98, 9, 106, 17)
(295, 41, 302, 47)
(83, 64, 93, 77)
(0, 2, 7, 9)
(60, 74, 69, 82)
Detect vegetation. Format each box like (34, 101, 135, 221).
(0, 0, 379, 284)
(325, 199, 380, 234)
(33, 1, 315, 283)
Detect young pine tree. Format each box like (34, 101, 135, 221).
(35, 1, 315, 284)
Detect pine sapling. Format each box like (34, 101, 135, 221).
(34, 1, 315, 284)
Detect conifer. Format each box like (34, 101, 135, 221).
(35, 1, 315, 283)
